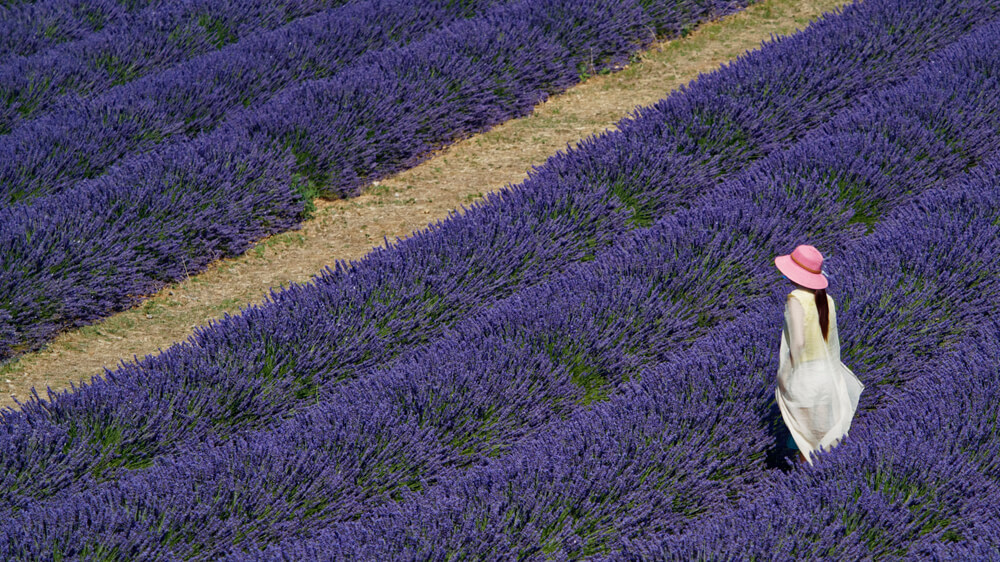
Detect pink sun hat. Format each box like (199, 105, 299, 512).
(774, 244, 828, 290)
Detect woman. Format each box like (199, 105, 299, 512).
(774, 244, 864, 465)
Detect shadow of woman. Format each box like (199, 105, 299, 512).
(762, 396, 798, 472)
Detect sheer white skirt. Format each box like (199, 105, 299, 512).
(776, 350, 865, 464)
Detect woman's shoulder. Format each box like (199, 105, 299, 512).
(786, 289, 836, 313)
(787, 288, 812, 301)
(787, 288, 835, 300)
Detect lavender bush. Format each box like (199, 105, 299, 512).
(0, 128, 303, 358)
(0, 0, 340, 66)
(0, 1, 38, 12)
(0, 0, 694, 204)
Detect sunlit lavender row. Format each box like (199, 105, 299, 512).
(0, 0, 749, 361)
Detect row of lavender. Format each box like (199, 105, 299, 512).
(0, 0, 981, 511)
(0, 0, 352, 133)
(0, 0, 142, 59)
(10, 4, 1000, 559)
(0, 0, 340, 64)
(0, 0, 498, 356)
(0, 0, 749, 361)
(1, 0, 996, 552)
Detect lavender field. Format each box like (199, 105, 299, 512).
(2, 0, 1000, 559)
(0, 0, 750, 361)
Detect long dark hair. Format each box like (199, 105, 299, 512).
(815, 288, 830, 341)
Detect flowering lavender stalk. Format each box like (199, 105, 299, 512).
(0, 0, 37, 12)
(0, 0, 344, 67)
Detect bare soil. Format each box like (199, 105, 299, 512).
(0, 0, 848, 410)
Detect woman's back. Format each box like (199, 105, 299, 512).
(787, 288, 836, 364)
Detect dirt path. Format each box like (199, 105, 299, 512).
(0, 0, 848, 410)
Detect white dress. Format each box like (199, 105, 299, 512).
(775, 289, 864, 465)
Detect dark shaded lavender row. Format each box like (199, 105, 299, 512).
(0, 1, 38, 12)
(1, 59, 988, 559)
(0, 0, 990, 505)
(253, 174, 1000, 559)
(2, 11, 999, 555)
(0, 0, 680, 203)
(0, 0, 129, 59)
(0, 0, 984, 359)
(0, 0, 470, 137)
(0, 0, 340, 64)
(0, 0, 751, 357)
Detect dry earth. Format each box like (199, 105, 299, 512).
(1, 0, 849, 410)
